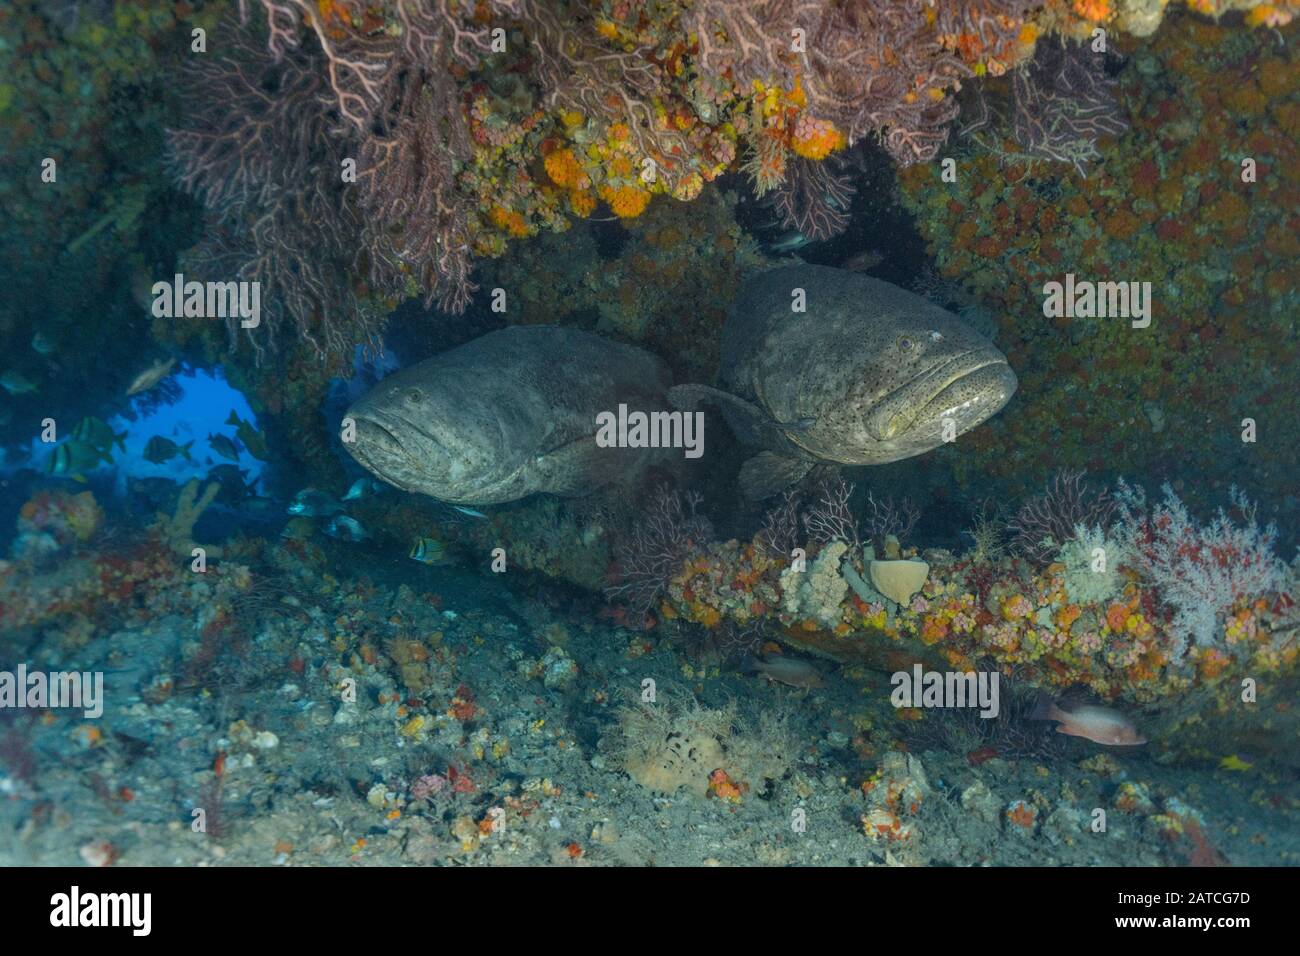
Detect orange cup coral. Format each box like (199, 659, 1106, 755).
(791, 114, 846, 160)
(599, 183, 652, 218)
(543, 146, 586, 189)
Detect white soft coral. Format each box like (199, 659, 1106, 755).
(1114, 482, 1288, 658)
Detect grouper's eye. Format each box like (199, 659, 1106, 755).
(898, 337, 915, 353)
(406, 389, 424, 404)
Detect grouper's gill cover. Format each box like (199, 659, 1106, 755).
(675, 264, 1017, 498)
(344, 326, 672, 505)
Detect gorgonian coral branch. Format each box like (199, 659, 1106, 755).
(861, 490, 920, 559)
(802, 476, 861, 552)
(251, 0, 499, 312)
(518, 0, 698, 191)
(1009, 469, 1116, 565)
(167, 21, 374, 361)
(1011, 38, 1129, 175)
(692, 0, 817, 88)
(771, 153, 855, 241)
(691, 0, 1037, 167)
(169, 1, 505, 359)
(607, 488, 714, 617)
(760, 489, 803, 557)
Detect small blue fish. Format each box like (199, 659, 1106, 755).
(288, 488, 345, 517)
(207, 433, 241, 462)
(325, 514, 370, 542)
(343, 477, 385, 501)
(144, 435, 194, 464)
(1, 370, 38, 395)
(31, 332, 57, 356)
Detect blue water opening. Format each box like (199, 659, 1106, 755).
(331, 343, 401, 406)
(27, 367, 265, 492)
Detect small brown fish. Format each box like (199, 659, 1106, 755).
(226, 410, 269, 460)
(1031, 695, 1146, 746)
(744, 654, 825, 689)
(126, 357, 176, 396)
(842, 248, 885, 273)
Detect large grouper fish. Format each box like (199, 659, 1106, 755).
(344, 326, 672, 505)
(670, 264, 1018, 499)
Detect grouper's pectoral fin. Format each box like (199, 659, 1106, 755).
(668, 384, 795, 450)
(667, 383, 736, 412)
(529, 435, 628, 497)
(738, 451, 814, 500)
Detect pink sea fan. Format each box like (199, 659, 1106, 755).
(861, 489, 920, 560)
(166, 17, 372, 361)
(760, 489, 804, 557)
(802, 476, 861, 551)
(521, 0, 695, 192)
(691, 0, 1036, 167)
(771, 154, 855, 241)
(1114, 481, 1289, 658)
(606, 487, 714, 617)
(791, 476, 919, 559)
(1010, 38, 1129, 176)
(168, 1, 498, 359)
(1009, 470, 1115, 566)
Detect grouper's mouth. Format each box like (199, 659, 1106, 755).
(350, 416, 402, 464)
(346, 413, 443, 492)
(866, 350, 1017, 443)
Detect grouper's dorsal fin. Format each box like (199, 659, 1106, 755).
(668, 384, 795, 450)
(738, 451, 815, 500)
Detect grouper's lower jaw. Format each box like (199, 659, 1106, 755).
(866, 351, 1015, 439)
(921, 360, 1018, 435)
(346, 415, 441, 495)
(863, 359, 1017, 461)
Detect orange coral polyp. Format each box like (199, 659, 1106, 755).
(1073, 0, 1112, 21)
(568, 188, 597, 217)
(791, 115, 846, 160)
(544, 147, 585, 189)
(607, 155, 635, 178)
(488, 205, 530, 238)
(599, 183, 651, 218)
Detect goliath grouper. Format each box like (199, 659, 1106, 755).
(344, 326, 672, 505)
(670, 264, 1018, 498)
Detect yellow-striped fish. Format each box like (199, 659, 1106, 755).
(409, 536, 454, 566)
(48, 439, 112, 480)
